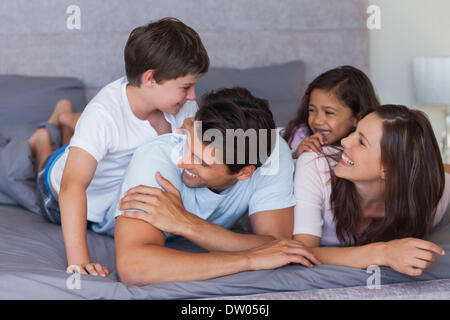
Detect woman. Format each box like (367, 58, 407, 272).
(293, 104, 449, 276)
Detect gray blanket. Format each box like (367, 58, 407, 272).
(1, 204, 449, 300)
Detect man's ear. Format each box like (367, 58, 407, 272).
(141, 70, 157, 88)
(236, 165, 256, 182)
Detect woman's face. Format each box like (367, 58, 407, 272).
(307, 88, 357, 145)
(334, 112, 385, 183)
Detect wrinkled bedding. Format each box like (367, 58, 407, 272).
(1, 204, 449, 300)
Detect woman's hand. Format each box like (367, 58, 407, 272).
(245, 239, 321, 270)
(293, 132, 325, 159)
(382, 238, 445, 276)
(66, 262, 110, 277)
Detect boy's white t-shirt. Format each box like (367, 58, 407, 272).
(293, 149, 450, 246)
(50, 77, 198, 223)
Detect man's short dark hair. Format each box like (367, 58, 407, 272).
(195, 87, 276, 174)
(124, 17, 210, 86)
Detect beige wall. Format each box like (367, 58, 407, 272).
(368, 0, 450, 105)
(368, 0, 450, 154)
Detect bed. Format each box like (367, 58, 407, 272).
(2, 0, 449, 300)
(1, 203, 450, 300)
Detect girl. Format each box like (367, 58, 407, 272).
(293, 105, 449, 276)
(282, 65, 380, 158)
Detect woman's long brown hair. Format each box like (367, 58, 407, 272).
(331, 105, 445, 246)
(282, 65, 380, 147)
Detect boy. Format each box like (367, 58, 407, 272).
(33, 17, 209, 276)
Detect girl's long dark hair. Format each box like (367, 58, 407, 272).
(331, 105, 445, 246)
(282, 65, 380, 147)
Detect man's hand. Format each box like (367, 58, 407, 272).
(246, 239, 321, 270)
(118, 172, 194, 235)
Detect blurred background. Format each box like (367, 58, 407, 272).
(1, 0, 449, 156)
(368, 0, 450, 160)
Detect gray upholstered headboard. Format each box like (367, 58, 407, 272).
(0, 0, 368, 103)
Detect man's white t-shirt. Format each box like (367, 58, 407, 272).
(49, 77, 198, 223)
(293, 149, 450, 246)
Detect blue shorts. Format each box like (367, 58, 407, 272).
(36, 144, 68, 224)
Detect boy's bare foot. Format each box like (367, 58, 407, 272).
(28, 128, 53, 174)
(58, 112, 81, 132)
(48, 99, 73, 127)
(59, 112, 81, 145)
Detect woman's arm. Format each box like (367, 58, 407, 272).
(294, 234, 445, 276)
(295, 233, 384, 268)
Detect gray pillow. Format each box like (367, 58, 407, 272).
(0, 75, 86, 129)
(0, 75, 86, 209)
(0, 138, 17, 206)
(195, 61, 304, 128)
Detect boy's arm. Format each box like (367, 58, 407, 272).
(115, 215, 319, 286)
(59, 147, 108, 276)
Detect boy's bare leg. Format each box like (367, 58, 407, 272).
(58, 112, 81, 145)
(48, 99, 75, 145)
(48, 99, 73, 126)
(28, 128, 53, 175)
(28, 99, 76, 174)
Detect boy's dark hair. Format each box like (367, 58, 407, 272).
(195, 87, 276, 174)
(124, 17, 210, 86)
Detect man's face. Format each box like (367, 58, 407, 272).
(177, 118, 240, 192)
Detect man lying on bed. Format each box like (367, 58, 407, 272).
(112, 87, 320, 285)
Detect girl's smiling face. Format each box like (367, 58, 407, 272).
(307, 88, 357, 145)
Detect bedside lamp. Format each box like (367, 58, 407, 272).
(413, 57, 450, 162)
